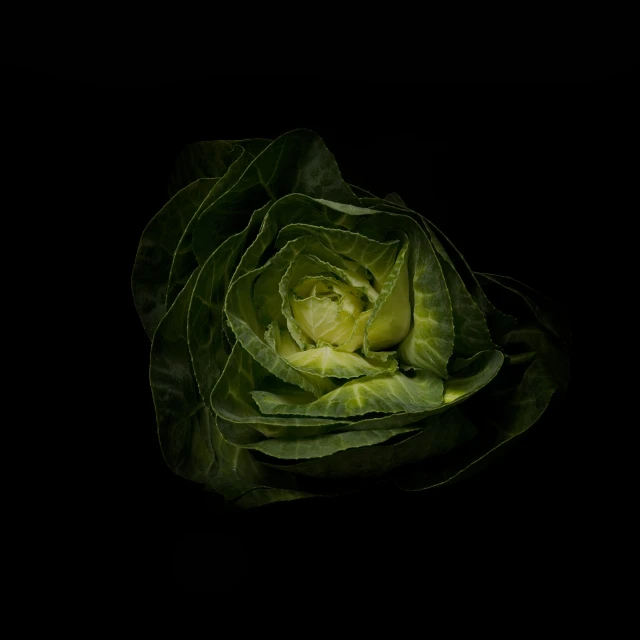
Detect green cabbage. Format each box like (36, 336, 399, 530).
(131, 129, 570, 508)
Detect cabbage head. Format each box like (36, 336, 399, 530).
(131, 129, 570, 508)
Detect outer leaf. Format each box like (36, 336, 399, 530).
(358, 196, 413, 213)
(421, 226, 495, 358)
(348, 183, 377, 199)
(210, 338, 488, 440)
(395, 359, 559, 491)
(166, 143, 267, 308)
(442, 258, 495, 357)
(219, 399, 433, 443)
(192, 129, 360, 265)
(234, 488, 323, 509)
(149, 268, 215, 482)
(218, 419, 419, 460)
(132, 178, 218, 338)
(424, 220, 517, 341)
(249, 347, 502, 421)
(395, 277, 568, 491)
(358, 196, 516, 343)
(384, 192, 408, 207)
(475, 273, 570, 389)
(263, 408, 477, 478)
(443, 350, 504, 404)
(251, 368, 444, 418)
(210, 341, 352, 437)
(167, 138, 270, 198)
(206, 416, 317, 507)
(476, 273, 571, 346)
(187, 206, 270, 411)
(501, 325, 569, 388)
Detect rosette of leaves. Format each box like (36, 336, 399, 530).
(131, 129, 570, 508)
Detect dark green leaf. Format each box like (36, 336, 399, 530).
(168, 138, 270, 198)
(396, 356, 560, 491)
(250, 368, 444, 418)
(395, 292, 567, 493)
(424, 221, 518, 340)
(150, 268, 215, 482)
(262, 408, 476, 479)
(355, 210, 454, 377)
(219, 420, 421, 460)
(476, 273, 571, 347)
(187, 205, 270, 410)
(348, 183, 377, 198)
(384, 192, 407, 207)
(206, 417, 313, 507)
(192, 129, 360, 266)
(132, 178, 217, 338)
(165, 142, 269, 308)
(443, 349, 504, 404)
(210, 341, 352, 438)
(357, 196, 511, 351)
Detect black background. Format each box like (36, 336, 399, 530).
(7, 63, 618, 593)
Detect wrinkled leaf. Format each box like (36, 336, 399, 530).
(206, 416, 313, 507)
(132, 178, 217, 338)
(211, 341, 352, 437)
(263, 408, 477, 478)
(218, 418, 420, 460)
(395, 277, 568, 491)
(168, 141, 233, 197)
(166, 141, 269, 308)
(251, 368, 444, 418)
(355, 211, 454, 377)
(193, 129, 359, 265)
(188, 206, 270, 408)
(149, 268, 214, 482)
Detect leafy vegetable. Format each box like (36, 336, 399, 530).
(132, 129, 570, 508)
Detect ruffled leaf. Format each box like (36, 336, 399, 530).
(149, 268, 215, 482)
(132, 178, 218, 339)
(251, 368, 444, 418)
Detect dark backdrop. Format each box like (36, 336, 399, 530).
(5, 66, 590, 593)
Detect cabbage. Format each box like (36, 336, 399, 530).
(131, 129, 570, 508)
